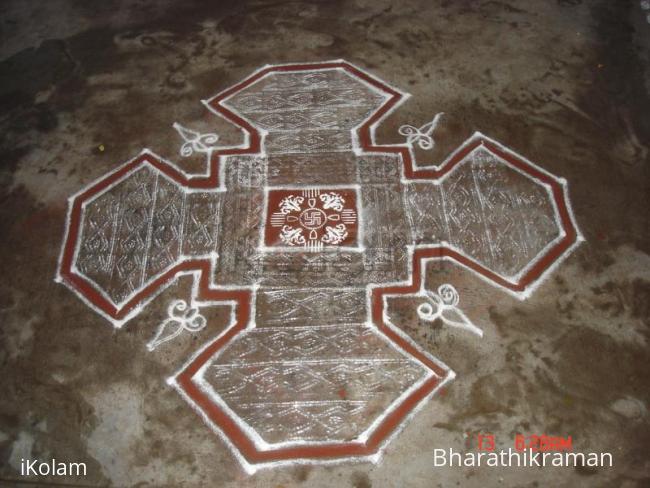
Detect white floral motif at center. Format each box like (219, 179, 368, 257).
(270, 189, 357, 251)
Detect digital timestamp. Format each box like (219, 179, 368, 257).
(472, 433, 573, 452)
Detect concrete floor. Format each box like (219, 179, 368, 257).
(1, 0, 649, 486)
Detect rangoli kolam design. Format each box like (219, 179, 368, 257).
(56, 60, 582, 473)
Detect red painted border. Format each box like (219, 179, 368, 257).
(57, 61, 579, 465)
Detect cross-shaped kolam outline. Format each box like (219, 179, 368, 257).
(55, 60, 583, 470)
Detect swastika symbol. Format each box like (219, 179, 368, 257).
(299, 207, 326, 229)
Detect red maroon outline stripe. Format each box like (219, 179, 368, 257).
(57, 61, 579, 465)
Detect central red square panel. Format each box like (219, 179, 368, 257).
(264, 187, 359, 251)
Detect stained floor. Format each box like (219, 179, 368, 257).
(1, 1, 649, 487)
